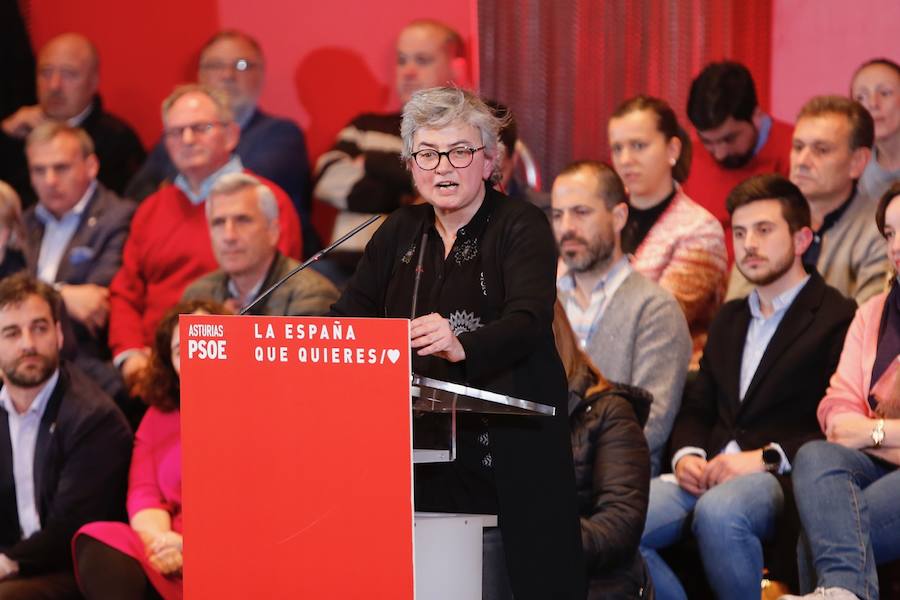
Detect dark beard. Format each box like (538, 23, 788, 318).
(737, 251, 794, 287)
(717, 146, 756, 169)
(560, 235, 614, 273)
(3, 353, 57, 389)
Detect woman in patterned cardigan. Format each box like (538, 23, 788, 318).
(609, 95, 728, 367)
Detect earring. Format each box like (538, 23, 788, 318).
(669, 157, 676, 167)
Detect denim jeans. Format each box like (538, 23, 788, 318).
(640, 472, 783, 600)
(792, 440, 900, 600)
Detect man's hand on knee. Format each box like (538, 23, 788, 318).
(702, 450, 764, 488)
(675, 454, 708, 496)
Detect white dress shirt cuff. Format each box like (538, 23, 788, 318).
(671, 446, 707, 473)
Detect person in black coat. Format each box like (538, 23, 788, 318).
(332, 87, 585, 600)
(0, 274, 132, 597)
(554, 301, 653, 599)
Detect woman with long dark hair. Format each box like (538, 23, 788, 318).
(553, 301, 653, 598)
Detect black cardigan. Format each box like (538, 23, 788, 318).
(332, 186, 586, 600)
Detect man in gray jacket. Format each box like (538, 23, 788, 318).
(551, 160, 692, 476)
(182, 172, 338, 315)
(726, 96, 887, 303)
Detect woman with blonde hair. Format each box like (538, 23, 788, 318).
(0, 180, 26, 279)
(554, 301, 654, 599)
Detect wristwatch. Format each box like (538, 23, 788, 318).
(761, 444, 781, 472)
(872, 418, 886, 448)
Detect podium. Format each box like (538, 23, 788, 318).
(181, 314, 555, 599)
(180, 315, 414, 599)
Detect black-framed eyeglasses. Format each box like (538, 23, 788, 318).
(163, 121, 226, 141)
(411, 146, 485, 170)
(199, 58, 261, 74)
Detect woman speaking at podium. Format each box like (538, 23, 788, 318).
(331, 87, 585, 600)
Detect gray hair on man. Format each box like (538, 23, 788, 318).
(25, 122, 96, 158)
(400, 86, 509, 183)
(161, 83, 234, 124)
(206, 172, 279, 223)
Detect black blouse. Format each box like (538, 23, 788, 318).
(621, 187, 676, 255)
(333, 185, 563, 514)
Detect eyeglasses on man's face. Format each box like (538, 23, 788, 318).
(411, 146, 485, 171)
(163, 121, 226, 141)
(199, 58, 260, 74)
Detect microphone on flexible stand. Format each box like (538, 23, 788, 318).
(240, 214, 382, 315)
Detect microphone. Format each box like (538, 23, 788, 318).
(240, 214, 382, 315)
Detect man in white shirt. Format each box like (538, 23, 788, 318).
(0, 274, 130, 598)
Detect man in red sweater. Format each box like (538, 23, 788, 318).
(108, 85, 301, 389)
(683, 61, 793, 263)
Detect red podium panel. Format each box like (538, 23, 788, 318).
(180, 315, 413, 599)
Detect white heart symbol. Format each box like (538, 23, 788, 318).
(387, 349, 400, 364)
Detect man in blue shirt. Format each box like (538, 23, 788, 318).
(640, 174, 857, 599)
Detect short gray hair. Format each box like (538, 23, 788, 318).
(161, 84, 233, 124)
(26, 122, 95, 158)
(400, 87, 508, 183)
(205, 172, 278, 223)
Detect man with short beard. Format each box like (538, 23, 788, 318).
(683, 61, 793, 262)
(551, 160, 691, 476)
(0, 274, 131, 598)
(640, 174, 856, 599)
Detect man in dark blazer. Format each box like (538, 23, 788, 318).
(0, 33, 144, 206)
(23, 122, 135, 360)
(640, 174, 857, 600)
(0, 274, 132, 597)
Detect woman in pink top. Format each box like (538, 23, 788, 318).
(73, 300, 228, 600)
(784, 183, 900, 600)
(608, 96, 727, 367)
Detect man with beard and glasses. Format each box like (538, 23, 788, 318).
(684, 61, 794, 262)
(551, 160, 691, 477)
(640, 174, 856, 600)
(727, 96, 888, 305)
(0, 274, 131, 598)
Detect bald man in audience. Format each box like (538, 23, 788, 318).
(108, 85, 301, 391)
(313, 19, 467, 279)
(126, 30, 314, 253)
(0, 33, 144, 204)
(727, 96, 888, 304)
(182, 172, 338, 315)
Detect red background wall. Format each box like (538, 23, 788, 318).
(26, 1, 476, 160)
(770, 0, 900, 124)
